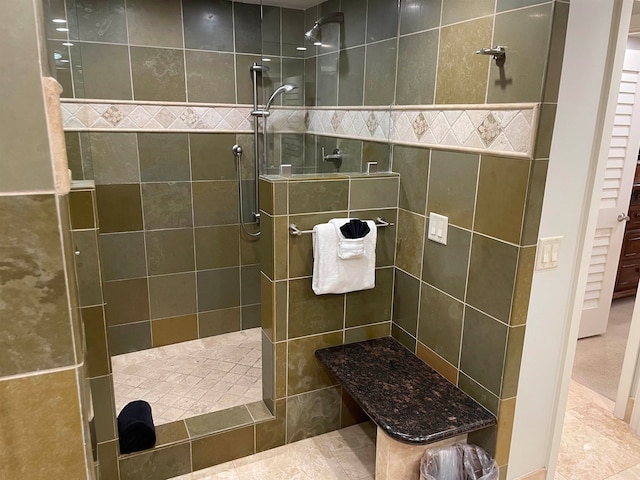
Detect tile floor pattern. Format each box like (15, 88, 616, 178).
(556, 380, 640, 480)
(111, 328, 262, 425)
(172, 422, 377, 480)
(164, 380, 640, 480)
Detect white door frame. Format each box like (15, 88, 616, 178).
(508, 0, 635, 478)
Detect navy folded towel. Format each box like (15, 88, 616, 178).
(339, 219, 371, 239)
(117, 400, 156, 454)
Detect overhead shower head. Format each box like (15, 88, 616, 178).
(265, 84, 298, 111)
(304, 11, 344, 46)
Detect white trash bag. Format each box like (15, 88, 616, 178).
(420, 443, 498, 480)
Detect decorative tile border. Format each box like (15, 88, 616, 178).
(61, 101, 254, 133)
(61, 101, 538, 158)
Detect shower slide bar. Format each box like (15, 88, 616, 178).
(289, 217, 394, 236)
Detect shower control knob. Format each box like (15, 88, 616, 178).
(232, 145, 242, 157)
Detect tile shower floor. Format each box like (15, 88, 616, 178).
(111, 328, 262, 425)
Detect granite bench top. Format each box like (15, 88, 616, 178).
(315, 337, 497, 445)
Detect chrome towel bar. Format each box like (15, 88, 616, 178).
(289, 217, 395, 236)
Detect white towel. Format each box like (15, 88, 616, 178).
(312, 218, 377, 295)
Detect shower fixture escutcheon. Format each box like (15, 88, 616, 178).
(476, 45, 506, 67)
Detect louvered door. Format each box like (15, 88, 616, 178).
(580, 67, 640, 338)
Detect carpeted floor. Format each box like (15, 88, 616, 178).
(572, 296, 635, 400)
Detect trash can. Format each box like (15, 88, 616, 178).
(420, 443, 498, 480)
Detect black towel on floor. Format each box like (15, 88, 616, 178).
(117, 400, 156, 454)
(340, 219, 371, 239)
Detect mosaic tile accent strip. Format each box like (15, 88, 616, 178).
(61, 101, 538, 158)
(61, 102, 254, 133)
(390, 106, 538, 158)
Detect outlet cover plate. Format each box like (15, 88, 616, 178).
(428, 212, 448, 245)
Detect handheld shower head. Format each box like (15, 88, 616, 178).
(265, 84, 298, 111)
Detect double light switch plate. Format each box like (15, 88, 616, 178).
(428, 213, 448, 245)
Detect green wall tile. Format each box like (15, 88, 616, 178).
(393, 145, 429, 215)
(349, 208, 398, 267)
(364, 39, 397, 106)
(234, 2, 262, 54)
(497, 0, 548, 12)
(195, 225, 240, 270)
(345, 268, 394, 327)
(416, 342, 458, 384)
(396, 30, 439, 105)
(283, 8, 306, 55)
(96, 184, 143, 233)
(367, 0, 400, 42)
(350, 177, 399, 210)
(543, 2, 569, 103)
(460, 307, 508, 396)
(436, 17, 492, 104)
(502, 325, 526, 398)
(287, 386, 341, 442)
(418, 283, 464, 367)
(0, 370, 87, 479)
(338, 47, 365, 106)
(185, 405, 253, 438)
(467, 234, 518, 323)
(287, 332, 343, 395)
(183, 0, 233, 52)
(138, 133, 190, 182)
(109, 322, 152, 355)
(149, 272, 197, 319)
(288, 278, 344, 339)
(400, 0, 442, 35)
(72, 230, 103, 306)
(422, 225, 471, 301)
(69, 0, 126, 43)
(104, 278, 150, 326)
(428, 150, 479, 229)
(76, 43, 132, 100)
(99, 232, 147, 281)
(90, 375, 117, 442)
(197, 268, 241, 312)
(396, 209, 426, 278)
(97, 441, 119, 480)
(521, 160, 548, 246)
(190, 133, 238, 181)
(317, 52, 339, 106)
(69, 191, 95, 229)
(441, 0, 494, 25)
(458, 372, 499, 416)
(345, 322, 391, 343)
(475, 156, 530, 244)
(146, 229, 195, 275)
(256, 399, 286, 452)
(241, 265, 261, 305)
(488, 5, 553, 103)
(155, 421, 189, 447)
(199, 307, 241, 337)
(65, 133, 84, 180)
(131, 47, 186, 102)
(263, 5, 281, 56)
(342, 0, 367, 48)
(151, 314, 198, 347)
(242, 304, 261, 329)
(90, 133, 140, 185)
(142, 182, 193, 230)
(126, 0, 184, 48)
(511, 246, 536, 326)
(236, 54, 263, 104)
(289, 179, 349, 214)
(186, 50, 236, 103)
(534, 104, 556, 159)
(191, 426, 254, 471)
(392, 324, 417, 352)
(393, 269, 420, 337)
(81, 306, 110, 377)
(119, 443, 191, 480)
(192, 181, 238, 226)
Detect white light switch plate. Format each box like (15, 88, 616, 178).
(536, 236, 562, 270)
(428, 213, 448, 245)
